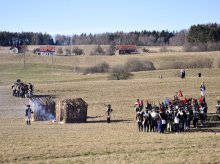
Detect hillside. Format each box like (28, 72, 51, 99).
(0, 50, 220, 163)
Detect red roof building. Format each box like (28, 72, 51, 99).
(116, 45, 138, 54)
(38, 46, 56, 56)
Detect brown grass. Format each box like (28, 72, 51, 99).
(159, 58, 213, 69)
(0, 48, 220, 163)
(218, 58, 220, 68)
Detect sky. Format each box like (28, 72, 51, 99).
(1, 0, 220, 35)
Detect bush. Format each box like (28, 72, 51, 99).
(125, 58, 156, 72)
(90, 45, 105, 55)
(72, 47, 84, 55)
(106, 45, 116, 56)
(183, 42, 220, 52)
(83, 62, 110, 74)
(65, 48, 71, 55)
(207, 42, 220, 51)
(142, 48, 150, 53)
(182, 42, 193, 52)
(159, 58, 213, 70)
(33, 48, 40, 54)
(57, 47, 63, 54)
(109, 65, 133, 80)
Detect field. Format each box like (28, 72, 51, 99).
(0, 47, 220, 163)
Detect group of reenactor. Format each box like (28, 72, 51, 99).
(134, 93, 208, 134)
(11, 79, 34, 98)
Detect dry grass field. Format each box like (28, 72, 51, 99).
(0, 48, 220, 163)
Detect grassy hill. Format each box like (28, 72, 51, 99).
(0, 49, 220, 163)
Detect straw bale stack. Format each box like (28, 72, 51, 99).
(56, 98, 88, 123)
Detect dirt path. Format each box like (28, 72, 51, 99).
(0, 85, 28, 122)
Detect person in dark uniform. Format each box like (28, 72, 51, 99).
(25, 105, 33, 125)
(106, 104, 113, 123)
(193, 109, 199, 128)
(29, 83, 33, 92)
(159, 109, 167, 133)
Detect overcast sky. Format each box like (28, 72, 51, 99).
(1, 0, 219, 35)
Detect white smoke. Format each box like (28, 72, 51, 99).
(30, 98, 55, 121)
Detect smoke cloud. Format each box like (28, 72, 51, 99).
(30, 98, 55, 121)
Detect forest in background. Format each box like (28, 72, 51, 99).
(0, 23, 220, 51)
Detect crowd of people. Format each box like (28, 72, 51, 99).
(11, 79, 34, 98)
(134, 86, 208, 134)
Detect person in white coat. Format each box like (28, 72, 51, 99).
(200, 82, 206, 97)
(174, 108, 180, 133)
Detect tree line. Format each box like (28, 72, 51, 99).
(55, 30, 175, 46)
(0, 31, 54, 46)
(187, 23, 220, 43)
(0, 23, 220, 48)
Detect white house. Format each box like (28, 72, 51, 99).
(37, 46, 56, 56)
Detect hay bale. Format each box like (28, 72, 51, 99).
(30, 96, 56, 121)
(56, 98, 88, 123)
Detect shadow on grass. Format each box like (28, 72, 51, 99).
(185, 120, 220, 133)
(87, 116, 102, 119)
(185, 127, 220, 133)
(32, 94, 56, 98)
(86, 119, 132, 124)
(87, 115, 132, 123)
(183, 113, 220, 133)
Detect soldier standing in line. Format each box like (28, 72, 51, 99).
(28, 83, 34, 97)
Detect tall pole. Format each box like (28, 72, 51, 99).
(52, 53, 54, 65)
(23, 50, 26, 69)
(71, 35, 76, 72)
(22, 42, 27, 69)
(71, 35, 73, 54)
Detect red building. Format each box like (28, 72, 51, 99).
(37, 45, 56, 56)
(116, 45, 138, 54)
